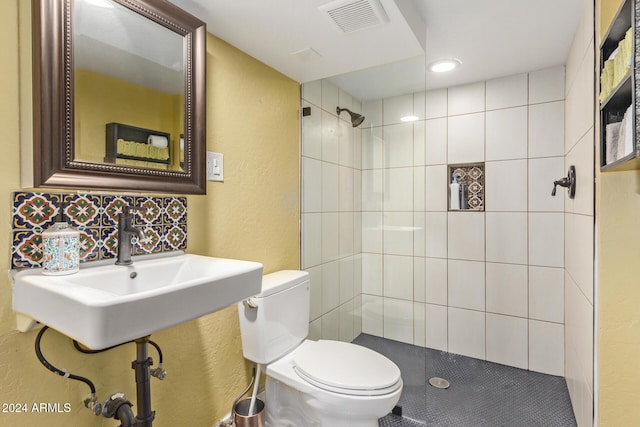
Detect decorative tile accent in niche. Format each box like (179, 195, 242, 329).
(11, 192, 187, 269)
(448, 163, 485, 211)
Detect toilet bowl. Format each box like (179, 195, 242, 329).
(238, 270, 403, 427)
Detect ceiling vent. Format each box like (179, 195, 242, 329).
(318, 0, 389, 34)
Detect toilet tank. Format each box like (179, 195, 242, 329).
(238, 270, 310, 365)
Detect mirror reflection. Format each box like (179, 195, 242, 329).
(73, 0, 185, 171)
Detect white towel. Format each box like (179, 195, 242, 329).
(619, 105, 634, 158)
(606, 121, 621, 164)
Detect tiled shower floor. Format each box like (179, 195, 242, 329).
(351, 334, 577, 427)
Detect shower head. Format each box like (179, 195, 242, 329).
(336, 107, 365, 127)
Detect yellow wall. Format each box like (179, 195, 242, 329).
(0, 1, 300, 426)
(597, 0, 640, 425)
(74, 69, 182, 167)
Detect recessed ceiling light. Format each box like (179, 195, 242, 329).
(400, 115, 419, 122)
(429, 59, 461, 73)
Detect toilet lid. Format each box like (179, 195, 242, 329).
(293, 340, 401, 396)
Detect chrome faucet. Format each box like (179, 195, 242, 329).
(115, 206, 144, 266)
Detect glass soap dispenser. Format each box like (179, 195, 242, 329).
(41, 202, 80, 275)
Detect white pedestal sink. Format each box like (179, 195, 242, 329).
(12, 252, 263, 349)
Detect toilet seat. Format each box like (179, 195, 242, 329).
(292, 340, 402, 396)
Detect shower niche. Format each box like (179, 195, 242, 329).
(448, 163, 484, 211)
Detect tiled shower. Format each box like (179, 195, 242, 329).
(302, 66, 566, 375)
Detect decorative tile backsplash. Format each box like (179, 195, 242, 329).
(449, 163, 485, 211)
(11, 192, 187, 269)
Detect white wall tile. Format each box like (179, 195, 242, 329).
(448, 307, 485, 359)
(486, 107, 528, 161)
(448, 260, 485, 310)
(426, 304, 448, 351)
(414, 92, 426, 121)
(384, 298, 414, 344)
(322, 260, 340, 313)
(362, 169, 383, 211)
(565, 129, 594, 216)
(529, 213, 564, 268)
(414, 121, 426, 166)
(322, 110, 340, 164)
(426, 165, 448, 211)
(529, 157, 565, 212)
(302, 157, 322, 213)
(321, 308, 340, 341)
(338, 89, 353, 113)
(448, 212, 485, 261)
(353, 255, 362, 296)
(448, 113, 485, 164)
(302, 80, 322, 106)
(565, 213, 594, 304)
(353, 128, 362, 170)
(354, 170, 362, 212)
(339, 166, 354, 212)
(414, 212, 425, 257)
(302, 102, 323, 159)
(322, 162, 339, 212)
(414, 167, 426, 211)
(529, 320, 564, 376)
(353, 295, 363, 336)
(425, 118, 447, 165)
(529, 66, 565, 104)
(565, 40, 594, 154)
(307, 265, 323, 321)
(302, 213, 322, 268)
(383, 255, 414, 300)
(486, 212, 528, 264)
(426, 89, 447, 119)
(414, 257, 426, 302)
(339, 299, 356, 342)
(362, 212, 383, 253)
(529, 101, 565, 158)
(338, 121, 354, 167)
(486, 314, 528, 369)
(486, 73, 528, 110)
(384, 123, 414, 168)
(362, 126, 384, 169)
(425, 212, 447, 258)
(486, 263, 528, 317)
(384, 94, 414, 126)
(362, 253, 383, 296)
(384, 168, 414, 211)
(321, 80, 339, 113)
(425, 257, 448, 306)
(529, 266, 564, 323)
(361, 295, 384, 335)
(413, 302, 426, 347)
(383, 212, 414, 256)
(339, 213, 354, 258)
(308, 317, 322, 341)
(485, 160, 528, 211)
(321, 213, 340, 263)
(362, 99, 383, 128)
(448, 82, 485, 115)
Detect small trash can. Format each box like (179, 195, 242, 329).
(234, 397, 265, 427)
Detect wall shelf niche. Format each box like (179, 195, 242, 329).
(599, 0, 640, 171)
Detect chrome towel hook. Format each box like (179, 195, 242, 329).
(551, 165, 576, 199)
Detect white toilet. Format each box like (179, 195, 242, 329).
(238, 270, 403, 427)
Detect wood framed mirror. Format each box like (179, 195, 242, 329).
(32, 0, 206, 194)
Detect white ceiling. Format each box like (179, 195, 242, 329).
(170, 0, 588, 101)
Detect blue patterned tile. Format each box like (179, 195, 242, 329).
(101, 195, 134, 227)
(134, 196, 163, 226)
(79, 228, 101, 262)
(163, 197, 187, 224)
(163, 223, 187, 251)
(63, 193, 102, 227)
(12, 230, 43, 268)
(13, 192, 61, 230)
(133, 225, 163, 255)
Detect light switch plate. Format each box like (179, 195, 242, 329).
(206, 152, 224, 182)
